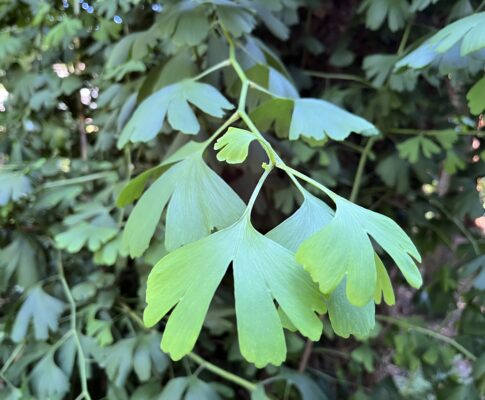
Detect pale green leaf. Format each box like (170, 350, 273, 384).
(31, 353, 70, 399)
(290, 99, 379, 141)
(296, 195, 421, 307)
(214, 127, 256, 164)
(0, 171, 32, 206)
(267, 190, 376, 338)
(144, 218, 323, 367)
(397, 136, 441, 163)
(55, 214, 118, 253)
(43, 17, 83, 48)
(122, 151, 244, 256)
(396, 12, 485, 70)
(374, 255, 396, 305)
(327, 280, 375, 339)
(117, 80, 233, 148)
(0, 235, 41, 290)
(11, 287, 64, 342)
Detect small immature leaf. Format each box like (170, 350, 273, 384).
(214, 128, 256, 164)
(144, 218, 324, 367)
(43, 17, 83, 48)
(122, 149, 244, 256)
(11, 287, 64, 342)
(296, 195, 421, 307)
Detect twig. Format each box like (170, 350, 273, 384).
(350, 137, 377, 203)
(187, 353, 257, 392)
(377, 315, 477, 361)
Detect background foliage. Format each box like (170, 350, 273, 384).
(1, 0, 484, 399)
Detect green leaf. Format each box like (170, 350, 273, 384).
(117, 80, 233, 148)
(122, 151, 244, 256)
(144, 217, 324, 367)
(359, 0, 410, 32)
(100, 338, 137, 387)
(466, 76, 485, 115)
(11, 286, 64, 342)
(0, 171, 32, 206)
(252, 98, 378, 142)
(0, 235, 41, 290)
(397, 136, 441, 163)
(156, 2, 211, 47)
(267, 189, 376, 338)
(214, 128, 257, 164)
(55, 214, 118, 253)
(0, 32, 23, 65)
(43, 18, 83, 48)
(327, 280, 375, 338)
(374, 255, 396, 305)
(443, 150, 466, 174)
(296, 195, 421, 307)
(30, 353, 70, 399)
(396, 12, 485, 70)
(266, 189, 333, 253)
(158, 376, 221, 400)
(290, 99, 379, 141)
(216, 3, 256, 37)
(363, 54, 399, 87)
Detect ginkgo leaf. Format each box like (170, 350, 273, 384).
(290, 99, 378, 141)
(251, 97, 378, 142)
(159, 376, 221, 400)
(266, 188, 333, 252)
(397, 136, 441, 163)
(55, 214, 118, 253)
(144, 217, 324, 367)
(214, 128, 257, 164)
(396, 12, 485, 70)
(11, 286, 64, 342)
(296, 194, 422, 307)
(0, 234, 42, 290)
(43, 17, 83, 48)
(467, 76, 485, 115)
(117, 80, 233, 148)
(359, 0, 410, 32)
(156, 1, 211, 46)
(122, 150, 244, 256)
(327, 279, 375, 339)
(216, 1, 256, 38)
(30, 353, 70, 399)
(0, 171, 32, 206)
(267, 189, 376, 339)
(99, 333, 168, 387)
(117, 141, 205, 207)
(374, 255, 396, 305)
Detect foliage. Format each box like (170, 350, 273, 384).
(0, 0, 484, 399)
